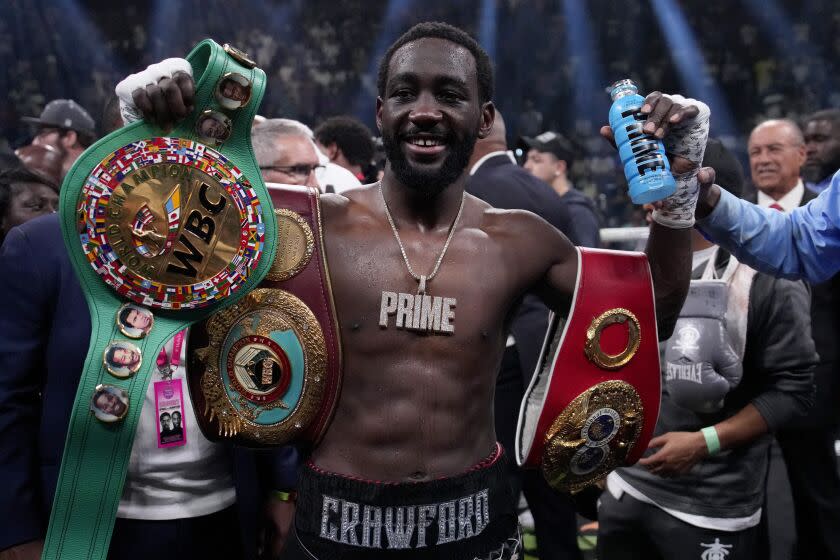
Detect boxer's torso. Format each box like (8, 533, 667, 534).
(311, 185, 575, 481)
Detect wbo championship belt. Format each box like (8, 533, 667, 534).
(515, 248, 661, 493)
(45, 41, 276, 560)
(187, 184, 342, 448)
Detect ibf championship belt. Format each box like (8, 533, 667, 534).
(515, 248, 661, 493)
(44, 41, 276, 560)
(187, 185, 342, 448)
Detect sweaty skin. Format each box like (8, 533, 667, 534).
(133, 36, 695, 484)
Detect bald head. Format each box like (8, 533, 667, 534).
(469, 111, 507, 167)
(748, 119, 806, 199)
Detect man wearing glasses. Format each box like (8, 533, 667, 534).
(252, 119, 324, 189)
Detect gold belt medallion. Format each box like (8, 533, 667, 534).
(77, 138, 266, 309)
(194, 288, 327, 443)
(541, 380, 644, 493)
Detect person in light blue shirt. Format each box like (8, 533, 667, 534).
(696, 170, 840, 284)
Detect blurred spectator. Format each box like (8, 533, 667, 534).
(802, 109, 840, 193)
(21, 99, 96, 182)
(521, 131, 601, 247)
(314, 116, 376, 182)
(0, 167, 58, 244)
(14, 145, 62, 187)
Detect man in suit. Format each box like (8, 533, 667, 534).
(746, 119, 840, 560)
(466, 111, 582, 560)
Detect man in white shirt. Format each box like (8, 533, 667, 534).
(747, 119, 807, 212)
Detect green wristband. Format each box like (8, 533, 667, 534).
(273, 490, 298, 503)
(701, 426, 721, 456)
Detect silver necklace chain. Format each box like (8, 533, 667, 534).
(379, 183, 465, 295)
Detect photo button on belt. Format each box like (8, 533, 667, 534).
(116, 303, 154, 339)
(90, 384, 130, 423)
(103, 341, 143, 379)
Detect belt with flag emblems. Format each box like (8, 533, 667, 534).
(44, 40, 277, 560)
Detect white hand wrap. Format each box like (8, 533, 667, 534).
(651, 94, 711, 229)
(114, 58, 193, 125)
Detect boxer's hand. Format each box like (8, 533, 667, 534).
(115, 58, 195, 131)
(639, 431, 708, 477)
(599, 91, 700, 173)
(0, 540, 44, 560)
(695, 182, 722, 219)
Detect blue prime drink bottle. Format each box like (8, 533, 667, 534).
(608, 79, 676, 204)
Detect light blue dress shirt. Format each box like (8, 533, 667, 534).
(698, 170, 840, 284)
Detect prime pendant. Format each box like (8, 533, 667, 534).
(379, 290, 456, 334)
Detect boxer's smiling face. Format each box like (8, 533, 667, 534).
(377, 37, 489, 197)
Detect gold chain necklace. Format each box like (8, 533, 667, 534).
(379, 183, 464, 295)
(377, 183, 463, 335)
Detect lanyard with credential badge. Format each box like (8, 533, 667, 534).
(155, 330, 187, 448)
(156, 329, 185, 380)
(45, 40, 277, 560)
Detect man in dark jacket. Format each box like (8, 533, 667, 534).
(598, 141, 817, 560)
(521, 131, 600, 247)
(466, 112, 582, 560)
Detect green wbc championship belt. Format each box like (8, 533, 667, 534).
(44, 40, 277, 560)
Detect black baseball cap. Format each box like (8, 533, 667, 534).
(518, 131, 576, 165)
(22, 99, 96, 137)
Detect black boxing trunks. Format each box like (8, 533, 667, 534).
(284, 444, 521, 559)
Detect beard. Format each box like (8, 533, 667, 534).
(382, 127, 478, 197)
(802, 160, 836, 184)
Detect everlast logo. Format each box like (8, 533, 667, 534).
(167, 182, 226, 278)
(319, 489, 490, 549)
(665, 361, 703, 383)
(620, 108, 668, 177)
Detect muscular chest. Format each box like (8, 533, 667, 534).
(322, 222, 516, 346)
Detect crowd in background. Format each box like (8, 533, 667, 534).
(3, 0, 840, 226)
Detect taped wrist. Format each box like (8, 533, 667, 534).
(652, 94, 711, 229)
(115, 58, 193, 125)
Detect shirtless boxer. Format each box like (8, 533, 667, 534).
(129, 22, 709, 559)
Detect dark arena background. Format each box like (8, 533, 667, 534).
(3, 0, 838, 227)
(2, 2, 840, 559)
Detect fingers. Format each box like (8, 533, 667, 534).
(172, 71, 195, 112)
(641, 91, 702, 139)
(146, 83, 172, 131)
(697, 166, 716, 187)
(638, 449, 664, 466)
(641, 92, 674, 139)
(600, 125, 617, 149)
(129, 71, 196, 131)
(160, 77, 190, 123)
(647, 434, 668, 449)
(132, 89, 154, 121)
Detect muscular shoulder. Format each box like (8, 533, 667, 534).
(319, 187, 379, 231)
(476, 199, 575, 271)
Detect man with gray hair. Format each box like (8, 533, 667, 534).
(252, 118, 323, 188)
(253, 118, 362, 193)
